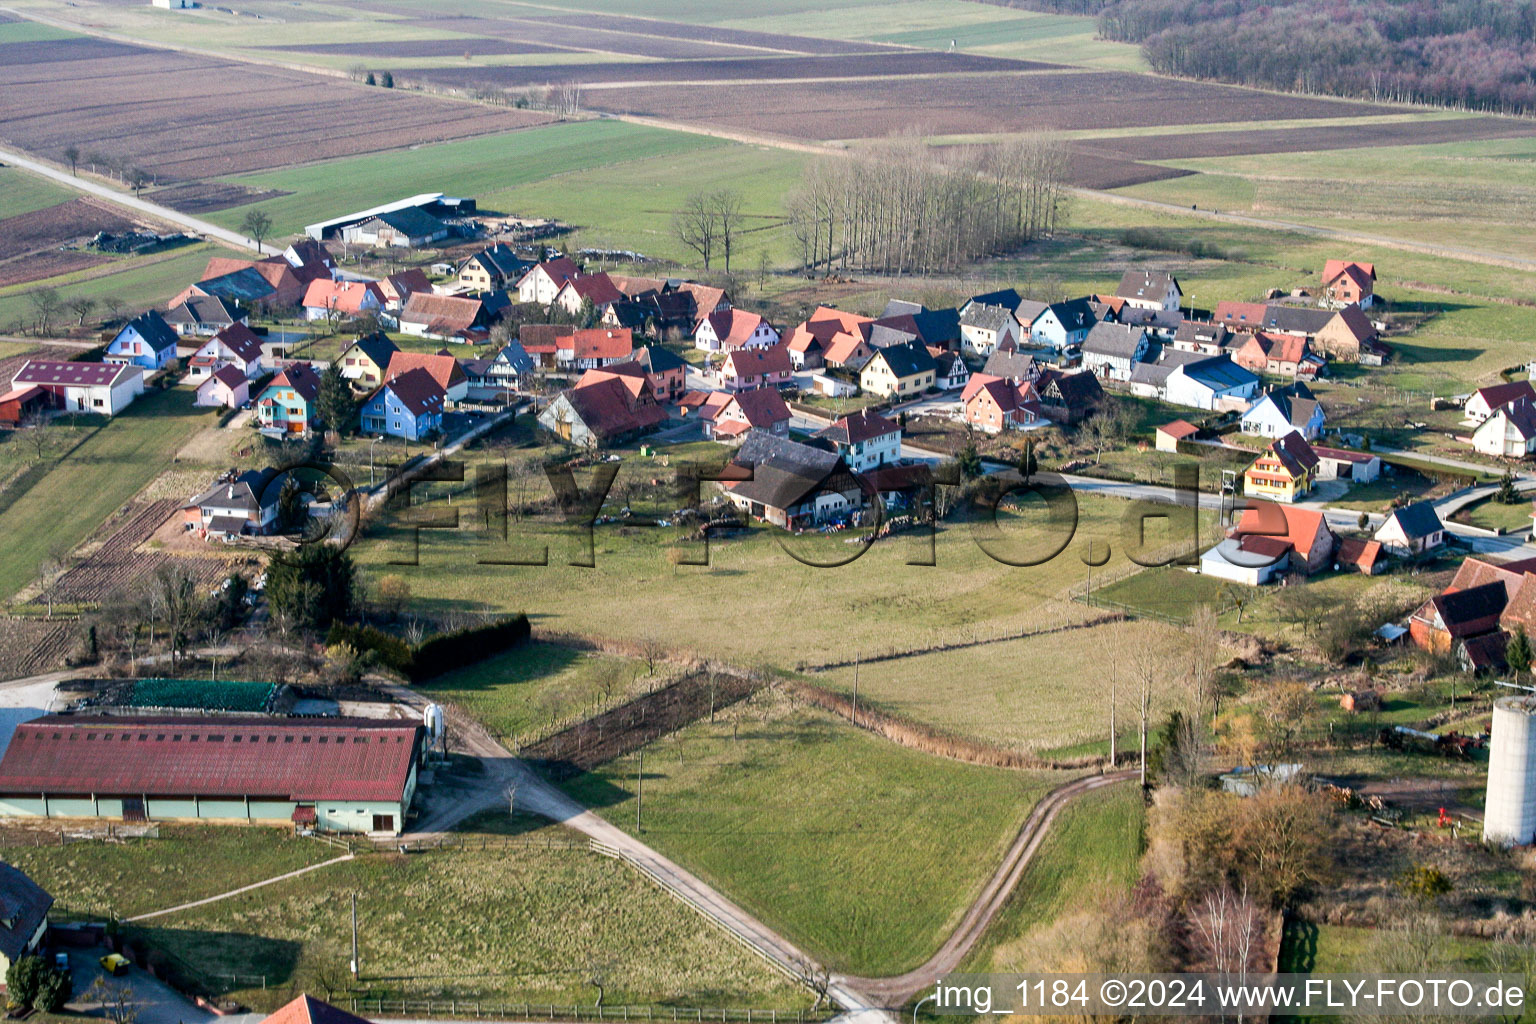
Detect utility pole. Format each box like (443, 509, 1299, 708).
(350, 892, 359, 979)
(1108, 666, 1117, 771)
(852, 653, 859, 728)
(1139, 668, 1150, 789)
(635, 749, 643, 833)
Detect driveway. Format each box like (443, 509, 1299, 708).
(63, 949, 222, 1024)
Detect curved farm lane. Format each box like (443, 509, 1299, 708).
(0, 146, 270, 256)
(377, 682, 898, 1024)
(844, 770, 1137, 1007)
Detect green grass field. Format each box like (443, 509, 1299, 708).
(354, 490, 1176, 673)
(0, 166, 77, 220)
(562, 695, 1070, 976)
(4, 825, 334, 919)
(208, 120, 731, 237)
(137, 823, 809, 1010)
(1455, 496, 1535, 533)
(963, 782, 1144, 972)
(810, 617, 1191, 754)
(0, 387, 219, 599)
(0, 242, 243, 331)
(417, 643, 648, 746)
(1119, 136, 1536, 263)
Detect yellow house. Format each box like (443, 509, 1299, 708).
(1243, 430, 1319, 504)
(337, 333, 400, 393)
(859, 341, 937, 398)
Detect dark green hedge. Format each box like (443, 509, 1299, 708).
(412, 614, 531, 681)
(328, 614, 530, 682)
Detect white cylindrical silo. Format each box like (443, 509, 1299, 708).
(1484, 696, 1536, 846)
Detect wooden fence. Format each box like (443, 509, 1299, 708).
(349, 998, 832, 1023)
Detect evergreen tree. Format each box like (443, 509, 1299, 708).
(276, 475, 307, 533)
(317, 362, 355, 434)
(365, 72, 376, 86)
(267, 546, 356, 632)
(1508, 625, 1533, 679)
(1497, 467, 1520, 504)
(956, 442, 983, 479)
(1017, 439, 1037, 483)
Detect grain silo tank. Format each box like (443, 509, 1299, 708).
(422, 704, 445, 748)
(1484, 696, 1536, 846)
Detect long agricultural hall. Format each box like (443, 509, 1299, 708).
(0, 715, 424, 836)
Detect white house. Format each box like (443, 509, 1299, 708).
(1466, 381, 1536, 424)
(1313, 445, 1381, 483)
(11, 360, 144, 417)
(695, 310, 779, 352)
(1374, 501, 1445, 558)
(1164, 356, 1260, 411)
(195, 364, 250, 409)
(1200, 537, 1286, 586)
(1116, 269, 1182, 312)
(516, 258, 580, 306)
(814, 409, 901, 473)
(958, 304, 1021, 359)
(186, 324, 265, 382)
(1472, 398, 1536, 458)
(1081, 322, 1149, 382)
(1241, 386, 1325, 440)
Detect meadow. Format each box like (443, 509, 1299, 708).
(809, 618, 1193, 755)
(0, 387, 219, 599)
(0, 166, 77, 219)
(206, 120, 731, 237)
(417, 643, 649, 747)
(962, 782, 1144, 972)
(561, 693, 1073, 976)
(4, 825, 333, 919)
(137, 823, 810, 1010)
(0, 242, 244, 331)
(353, 490, 1172, 672)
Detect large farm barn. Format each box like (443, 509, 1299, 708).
(0, 716, 424, 836)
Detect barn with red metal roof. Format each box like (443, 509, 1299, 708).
(0, 716, 423, 836)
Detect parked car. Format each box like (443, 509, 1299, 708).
(99, 953, 130, 976)
(53, 951, 67, 971)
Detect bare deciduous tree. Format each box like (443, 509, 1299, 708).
(28, 287, 63, 335)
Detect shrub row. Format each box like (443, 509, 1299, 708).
(328, 613, 530, 682)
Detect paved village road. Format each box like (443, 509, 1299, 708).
(0, 146, 270, 255)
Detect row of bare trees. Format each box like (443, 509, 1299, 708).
(784, 131, 1071, 276)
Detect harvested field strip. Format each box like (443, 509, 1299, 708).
(260, 38, 567, 57)
(53, 499, 235, 603)
(149, 182, 290, 215)
(1081, 115, 1536, 163)
(0, 251, 111, 289)
(524, 669, 762, 779)
(410, 51, 1059, 91)
(578, 73, 1391, 140)
(506, 7, 912, 54)
(391, 14, 782, 59)
(0, 38, 553, 181)
(0, 197, 140, 262)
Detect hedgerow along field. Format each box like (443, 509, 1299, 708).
(560, 692, 1074, 976)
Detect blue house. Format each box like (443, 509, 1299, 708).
(105, 310, 179, 370)
(362, 367, 445, 441)
(1025, 298, 1097, 351)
